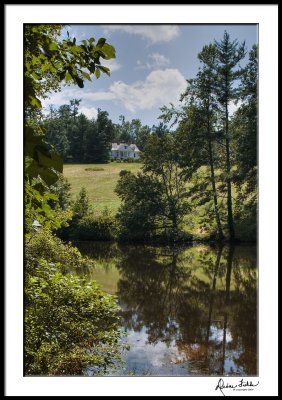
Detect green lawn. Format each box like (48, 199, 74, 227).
(63, 162, 141, 213)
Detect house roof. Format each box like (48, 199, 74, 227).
(111, 143, 140, 152)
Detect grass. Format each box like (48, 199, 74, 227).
(63, 162, 141, 213)
(63, 162, 256, 241)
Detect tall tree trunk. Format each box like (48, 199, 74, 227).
(225, 103, 235, 242)
(207, 111, 224, 241)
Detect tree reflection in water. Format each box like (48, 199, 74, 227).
(75, 241, 257, 376)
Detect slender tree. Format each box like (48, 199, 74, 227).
(214, 31, 246, 242)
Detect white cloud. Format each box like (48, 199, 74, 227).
(137, 53, 170, 70)
(149, 53, 170, 66)
(104, 25, 180, 44)
(42, 68, 187, 116)
(81, 91, 116, 101)
(79, 106, 98, 120)
(42, 88, 78, 112)
(104, 68, 187, 112)
(102, 58, 122, 72)
(41, 87, 115, 112)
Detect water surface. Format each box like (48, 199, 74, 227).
(75, 242, 257, 376)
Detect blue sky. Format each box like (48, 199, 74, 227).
(42, 24, 258, 127)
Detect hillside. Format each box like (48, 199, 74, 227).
(63, 162, 141, 213)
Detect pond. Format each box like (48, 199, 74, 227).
(74, 241, 257, 377)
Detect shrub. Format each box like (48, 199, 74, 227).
(85, 168, 104, 172)
(49, 175, 72, 210)
(25, 259, 124, 376)
(25, 230, 125, 375)
(25, 228, 93, 274)
(119, 169, 128, 177)
(72, 187, 93, 221)
(71, 214, 117, 241)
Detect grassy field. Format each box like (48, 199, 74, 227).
(63, 162, 141, 213)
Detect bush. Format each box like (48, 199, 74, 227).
(85, 168, 105, 172)
(71, 214, 117, 241)
(72, 187, 93, 221)
(25, 259, 124, 376)
(25, 229, 125, 376)
(25, 228, 93, 274)
(119, 169, 129, 177)
(49, 175, 72, 210)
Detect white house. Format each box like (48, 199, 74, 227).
(110, 143, 140, 160)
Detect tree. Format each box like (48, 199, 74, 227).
(142, 132, 190, 237)
(214, 31, 246, 241)
(135, 124, 151, 151)
(230, 45, 258, 240)
(72, 186, 92, 221)
(68, 111, 89, 163)
(115, 171, 164, 241)
(85, 109, 115, 163)
(44, 105, 70, 160)
(116, 133, 190, 242)
(49, 174, 72, 210)
(233, 44, 257, 190)
(70, 98, 81, 121)
(177, 44, 224, 240)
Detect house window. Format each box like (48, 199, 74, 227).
(124, 151, 127, 157)
(124, 145, 127, 149)
(120, 151, 123, 158)
(134, 153, 135, 158)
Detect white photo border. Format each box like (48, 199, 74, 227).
(5, 4, 278, 397)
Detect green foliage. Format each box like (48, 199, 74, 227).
(159, 31, 257, 242)
(25, 177, 61, 234)
(71, 214, 117, 241)
(115, 147, 190, 242)
(25, 227, 92, 274)
(84, 109, 115, 164)
(72, 186, 93, 221)
(49, 174, 72, 210)
(142, 133, 190, 235)
(115, 171, 162, 241)
(25, 24, 116, 230)
(25, 259, 124, 375)
(25, 25, 116, 111)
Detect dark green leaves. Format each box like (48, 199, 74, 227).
(25, 126, 63, 185)
(97, 38, 106, 47)
(97, 65, 110, 76)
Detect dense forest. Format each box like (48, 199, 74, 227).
(24, 24, 257, 376)
(44, 104, 153, 163)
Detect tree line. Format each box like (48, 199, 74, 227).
(43, 102, 156, 163)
